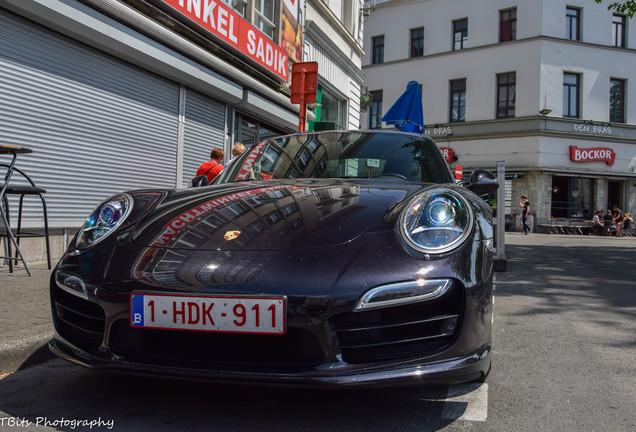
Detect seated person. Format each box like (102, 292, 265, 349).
(591, 210, 605, 235)
(603, 209, 617, 236)
(622, 213, 633, 235)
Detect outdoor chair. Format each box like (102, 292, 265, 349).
(622, 218, 633, 237)
(0, 162, 51, 273)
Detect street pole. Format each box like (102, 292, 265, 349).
(494, 160, 507, 271)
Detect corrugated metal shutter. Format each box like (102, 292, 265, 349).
(181, 89, 226, 186)
(0, 9, 179, 228)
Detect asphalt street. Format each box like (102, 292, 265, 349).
(0, 233, 634, 431)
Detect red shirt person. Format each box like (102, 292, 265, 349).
(196, 148, 224, 183)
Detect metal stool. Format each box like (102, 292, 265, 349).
(2, 166, 52, 270)
(1, 146, 51, 275)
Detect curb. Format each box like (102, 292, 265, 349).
(0, 333, 55, 377)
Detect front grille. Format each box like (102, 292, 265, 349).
(330, 283, 463, 363)
(109, 320, 324, 372)
(51, 285, 106, 352)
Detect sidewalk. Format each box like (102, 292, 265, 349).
(0, 233, 634, 377)
(0, 261, 54, 377)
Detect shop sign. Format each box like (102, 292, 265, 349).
(425, 126, 453, 136)
(439, 147, 455, 163)
(160, 0, 289, 81)
(572, 124, 612, 135)
(569, 146, 616, 165)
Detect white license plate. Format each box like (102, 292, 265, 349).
(130, 293, 286, 335)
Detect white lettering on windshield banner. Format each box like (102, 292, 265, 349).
(152, 184, 288, 247)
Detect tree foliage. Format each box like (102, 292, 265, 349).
(595, 0, 636, 18)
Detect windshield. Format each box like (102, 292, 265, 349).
(215, 131, 453, 184)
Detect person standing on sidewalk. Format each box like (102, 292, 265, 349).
(520, 195, 531, 235)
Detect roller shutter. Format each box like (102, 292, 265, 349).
(0, 9, 179, 228)
(182, 89, 226, 186)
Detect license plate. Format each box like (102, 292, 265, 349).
(130, 293, 286, 335)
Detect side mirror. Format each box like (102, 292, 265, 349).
(466, 169, 498, 195)
(190, 175, 209, 188)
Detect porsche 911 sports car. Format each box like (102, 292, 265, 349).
(50, 130, 498, 387)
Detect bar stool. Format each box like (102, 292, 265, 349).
(1, 145, 51, 275)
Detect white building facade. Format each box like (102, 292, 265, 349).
(0, 0, 364, 261)
(362, 0, 636, 230)
(305, 0, 366, 131)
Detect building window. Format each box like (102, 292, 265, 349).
(254, 0, 277, 39)
(497, 72, 516, 118)
(341, 1, 355, 34)
(320, 85, 346, 130)
(372, 35, 384, 64)
(613, 14, 626, 47)
(610, 78, 626, 123)
(551, 176, 594, 220)
(453, 19, 468, 50)
(231, 0, 248, 17)
(566, 7, 581, 41)
(369, 90, 383, 129)
(499, 8, 517, 42)
(563, 73, 580, 118)
(410, 27, 424, 57)
(449, 79, 466, 123)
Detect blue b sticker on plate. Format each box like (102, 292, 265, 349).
(130, 294, 144, 327)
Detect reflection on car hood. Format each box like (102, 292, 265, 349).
(132, 179, 427, 250)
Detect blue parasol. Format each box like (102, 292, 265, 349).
(381, 81, 424, 133)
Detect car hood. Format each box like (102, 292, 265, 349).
(132, 179, 427, 251)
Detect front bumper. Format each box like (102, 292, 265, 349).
(49, 337, 490, 388)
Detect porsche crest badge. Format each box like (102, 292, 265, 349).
(224, 230, 241, 241)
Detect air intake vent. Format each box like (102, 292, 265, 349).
(52, 285, 105, 352)
(331, 283, 463, 363)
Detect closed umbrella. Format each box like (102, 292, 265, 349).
(381, 81, 424, 133)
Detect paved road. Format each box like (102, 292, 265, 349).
(0, 233, 634, 431)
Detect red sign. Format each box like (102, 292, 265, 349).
(439, 147, 455, 163)
(291, 62, 318, 104)
(569, 146, 616, 165)
(160, 0, 289, 81)
(454, 164, 463, 180)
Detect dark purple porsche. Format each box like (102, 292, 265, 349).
(50, 130, 498, 387)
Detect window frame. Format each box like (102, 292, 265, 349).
(566, 7, 581, 41)
(499, 8, 517, 42)
(368, 90, 383, 129)
(612, 14, 626, 48)
(563, 72, 581, 119)
(610, 78, 626, 123)
(319, 84, 347, 130)
(453, 18, 468, 51)
(410, 27, 424, 58)
(372, 35, 385, 64)
(253, 0, 278, 40)
(449, 79, 467, 123)
(496, 72, 516, 119)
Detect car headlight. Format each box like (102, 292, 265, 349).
(398, 188, 473, 254)
(76, 193, 133, 249)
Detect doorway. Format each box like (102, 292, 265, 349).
(607, 181, 621, 210)
(234, 113, 287, 150)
